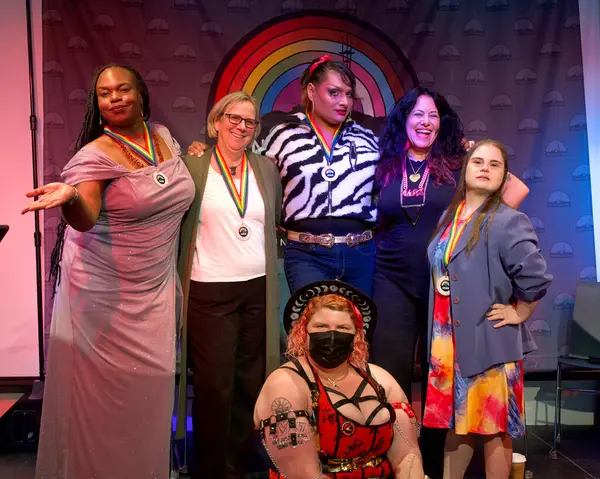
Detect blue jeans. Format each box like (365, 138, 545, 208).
(283, 239, 376, 296)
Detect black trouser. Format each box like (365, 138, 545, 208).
(187, 276, 267, 479)
(371, 270, 446, 479)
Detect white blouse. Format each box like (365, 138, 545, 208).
(191, 166, 266, 282)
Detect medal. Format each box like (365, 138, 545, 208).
(436, 275, 451, 296)
(307, 112, 344, 184)
(321, 166, 338, 182)
(214, 145, 251, 241)
(409, 173, 421, 182)
(237, 224, 251, 241)
(153, 171, 168, 188)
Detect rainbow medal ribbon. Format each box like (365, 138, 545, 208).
(214, 145, 250, 241)
(307, 112, 343, 182)
(103, 122, 168, 187)
(438, 201, 472, 296)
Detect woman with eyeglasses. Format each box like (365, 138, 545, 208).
(189, 56, 380, 296)
(177, 91, 282, 479)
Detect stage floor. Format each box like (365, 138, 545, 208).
(1, 425, 598, 479)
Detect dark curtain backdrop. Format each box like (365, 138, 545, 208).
(41, 0, 594, 373)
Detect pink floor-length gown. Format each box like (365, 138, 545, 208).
(35, 125, 194, 479)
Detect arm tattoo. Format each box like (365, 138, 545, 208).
(272, 397, 293, 415)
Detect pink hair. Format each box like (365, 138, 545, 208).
(286, 294, 369, 370)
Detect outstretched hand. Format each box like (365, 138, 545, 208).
(21, 182, 77, 214)
(187, 141, 209, 157)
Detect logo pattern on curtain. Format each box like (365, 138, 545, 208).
(41, 0, 593, 372)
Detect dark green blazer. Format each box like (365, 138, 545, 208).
(175, 149, 282, 439)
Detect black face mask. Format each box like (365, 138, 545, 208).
(308, 331, 355, 369)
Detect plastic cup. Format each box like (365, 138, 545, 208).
(509, 452, 527, 479)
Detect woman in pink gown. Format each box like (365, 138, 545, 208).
(22, 64, 194, 479)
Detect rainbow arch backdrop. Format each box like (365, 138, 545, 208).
(210, 11, 418, 118)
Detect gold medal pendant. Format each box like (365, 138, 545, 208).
(409, 173, 421, 183)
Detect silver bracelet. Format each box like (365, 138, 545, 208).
(67, 186, 79, 206)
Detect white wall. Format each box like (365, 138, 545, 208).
(0, 0, 43, 378)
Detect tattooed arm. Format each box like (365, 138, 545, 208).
(370, 364, 425, 479)
(254, 367, 326, 479)
(502, 172, 529, 209)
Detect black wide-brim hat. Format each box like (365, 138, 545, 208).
(283, 280, 377, 334)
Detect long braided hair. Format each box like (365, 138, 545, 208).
(49, 64, 150, 296)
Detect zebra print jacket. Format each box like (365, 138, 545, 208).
(257, 112, 380, 226)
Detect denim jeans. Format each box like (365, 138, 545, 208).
(283, 239, 376, 296)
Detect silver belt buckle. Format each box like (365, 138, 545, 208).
(297, 232, 314, 244)
(346, 230, 372, 247)
(346, 233, 361, 247)
(318, 233, 335, 248)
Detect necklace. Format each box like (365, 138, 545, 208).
(104, 122, 161, 167)
(108, 132, 164, 170)
(400, 156, 430, 227)
(407, 156, 428, 182)
(443, 201, 475, 268)
(317, 369, 350, 389)
(229, 161, 242, 175)
(216, 150, 243, 176)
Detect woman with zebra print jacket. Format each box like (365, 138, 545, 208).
(190, 56, 382, 301)
(257, 56, 380, 298)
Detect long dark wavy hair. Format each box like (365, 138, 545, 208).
(49, 64, 150, 295)
(375, 87, 465, 191)
(300, 57, 358, 112)
(431, 139, 509, 254)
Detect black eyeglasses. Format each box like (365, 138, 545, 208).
(224, 113, 259, 129)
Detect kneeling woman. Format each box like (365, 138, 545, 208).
(423, 140, 552, 478)
(254, 280, 425, 479)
